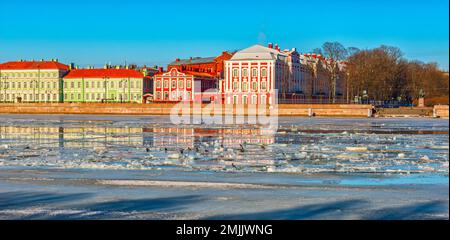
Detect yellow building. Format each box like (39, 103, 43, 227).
(0, 60, 70, 103)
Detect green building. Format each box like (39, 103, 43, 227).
(63, 68, 144, 103)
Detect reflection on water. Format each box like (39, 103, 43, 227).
(0, 116, 448, 174)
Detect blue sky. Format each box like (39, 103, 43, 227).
(1, 0, 448, 70)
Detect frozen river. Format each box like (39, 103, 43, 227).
(0, 115, 448, 219)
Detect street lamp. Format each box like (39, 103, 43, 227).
(103, 77, 109, 103)
(120, 78, 127, 103)
(1, 76, 8, 103)
(31, 79, 38, 103)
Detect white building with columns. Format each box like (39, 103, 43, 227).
(223, 44, 302, 105)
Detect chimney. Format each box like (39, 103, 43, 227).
(268, 43, 273, 49)
(104, 64, 108, 69)
(189, 57, 193, 61)
(176, 58, 180, 62)
(158, 67, 163, 73)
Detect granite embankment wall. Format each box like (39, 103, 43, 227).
(0, 103, 373, 117)
(433, 105, 449, 118)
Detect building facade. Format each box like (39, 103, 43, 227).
(223, 44, 302, 105)
(168, 51, 234, 79)
(153, 68, 216, 102)
(62, 69, 144, 103)
(0, 60, 69, 103)
(299, 53, 347, 101)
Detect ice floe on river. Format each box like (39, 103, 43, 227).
(0, 116, 448, 176)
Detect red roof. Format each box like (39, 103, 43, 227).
(153, 70, 215, 78)
(0, 61, 69, 70)
(183, 71, 215, 78)
(64, 69, 143, 79)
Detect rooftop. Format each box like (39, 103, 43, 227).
(64, 69, 143, 79)
(229, 45, 287, 61)
(169, 57, 216, 66)
(0, 60, 70, 70)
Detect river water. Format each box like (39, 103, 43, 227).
(0, 114, 448, 219)
(0, 115, 448, 183)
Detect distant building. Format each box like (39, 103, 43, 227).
(153, 68, 216, 102)
(300, 53, 347, 100)
(63, 68, 144, 103)
(0, 60, 69, 103)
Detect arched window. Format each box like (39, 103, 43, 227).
(233, 69, 238, 77)
(242, 69, 248, 77)
(261, 68, 267, 77)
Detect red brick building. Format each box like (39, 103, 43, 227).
(167, 51, 234, 79)
(153, 68, 217, 102)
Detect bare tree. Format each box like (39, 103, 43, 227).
(321, 42, 348, 102)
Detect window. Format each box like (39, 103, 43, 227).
(24, 82, 27, 88)
(261, 95, 267, 104)
(233, 96, 237, 104)
(111, 82, 114, 88)
(53, 82, 56, 89)
(86, 82, 89, 88)
(71, 82, 74, 88)
(64, 93, 67, 99)
(86, 94, 90, 100)
(92, 93, 95, 100)
(252, 68, 257, 77)
(243, 95, 248, 104)
(164, 80, 168, 88)
(156, 91, 161, 99)
(186, 91, 191, 100)
(11, 82, 15, 88)
(242, 69, 248, 77)
(242, 82, 247, 91)
(131, 81, 134, 88)
(172, 80, 176, 88)
(233, 81, 238, 90)
(53, 94, 57, 101)
(78, 82, 81, 88)
(252, 95, 257, 104)
(164, 91, 169, 99)
(70, 93, 74, 100)
(261, 81, 266, 90)
(252, 82, 257, 90)
(233, 69, 238, 77)
(261, 68, 267, 77)
(97, 82, 101, 88)
(179, 80, 184, 89)
(156, 80, 161, 88)
(24, 94, 27, 101)
(18, 82, 21, 89)
(186, 80, 191, 88)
